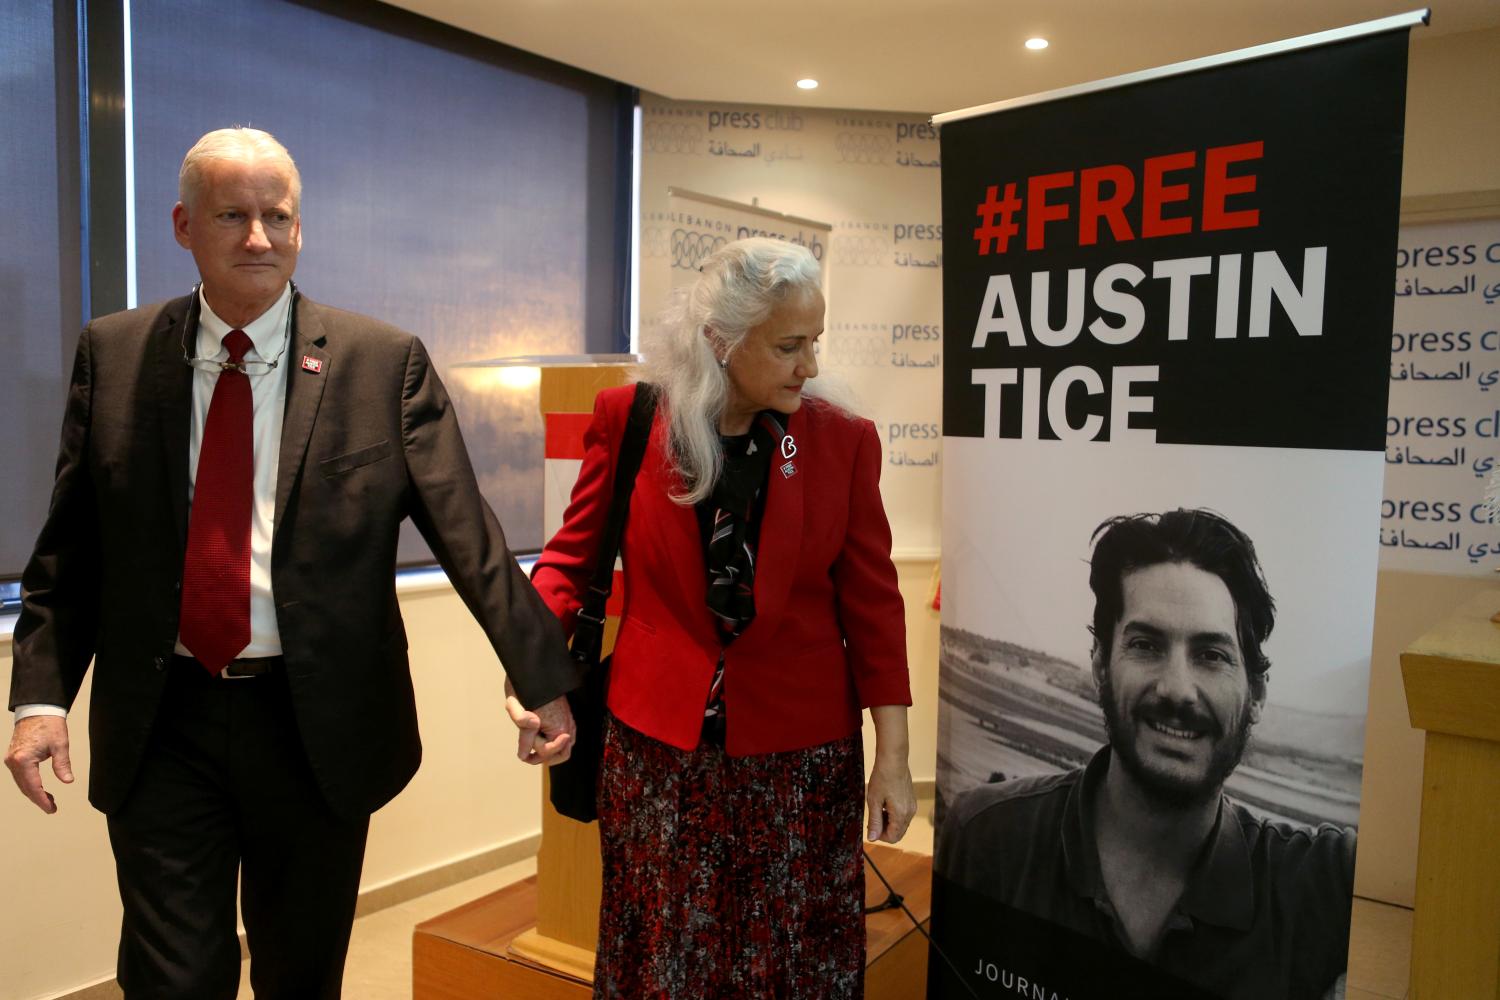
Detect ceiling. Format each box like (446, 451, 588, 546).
(386, 0, 1498, 116)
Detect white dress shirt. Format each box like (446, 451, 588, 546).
(16, 284, 292, 720)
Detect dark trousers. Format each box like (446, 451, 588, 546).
(107, 659, 369, 999)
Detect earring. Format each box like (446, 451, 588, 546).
(718, 356, 728, 371)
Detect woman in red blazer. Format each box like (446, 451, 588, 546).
(523, 237, 914, 999)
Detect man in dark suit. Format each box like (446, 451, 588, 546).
(4, 127, 579, 998)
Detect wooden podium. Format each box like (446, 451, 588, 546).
(412, 361, 933, 997)
(512, 361, 634, 977)
(1400, 589, 1500, 999)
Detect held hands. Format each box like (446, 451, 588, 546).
(866, 750, 916, 844)
(503, 678, 576, 765)
(4, 716, 74, 814)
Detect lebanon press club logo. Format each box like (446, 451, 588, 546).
(641, 226, 669, 259)
(644, 120, 704, 155)
(834, 131, 893, 166)
(671, 229, 728, 270)
(826, 324, 889, 368)
(830, 221, 893, 268)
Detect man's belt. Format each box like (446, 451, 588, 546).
(174, 653, 284, 678)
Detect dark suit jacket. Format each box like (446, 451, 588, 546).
(531, 383, 910, 756)
(9, 291, 581, 820)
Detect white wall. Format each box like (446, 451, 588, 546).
(0, 647, 119, 1000)
(1403, 26, 1500, 199)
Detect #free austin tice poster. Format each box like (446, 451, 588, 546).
(930, 25, 1411, 1000)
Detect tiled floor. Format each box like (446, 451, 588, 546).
(230, 801, 1413, 999)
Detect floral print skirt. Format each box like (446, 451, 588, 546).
(594, 714, 865, 1000)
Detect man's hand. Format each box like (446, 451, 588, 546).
(5, 716, 74, 814)
(503, 679, 575, 765)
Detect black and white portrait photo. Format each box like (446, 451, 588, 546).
(932, 440, 1382, 1000)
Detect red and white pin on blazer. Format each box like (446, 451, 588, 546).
(779, 434, 798, 478)
(301, 355, 323, 374)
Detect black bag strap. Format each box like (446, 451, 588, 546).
(570, 382, 659, 668)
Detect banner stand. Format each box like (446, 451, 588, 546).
(930, 13, 1424, 1000)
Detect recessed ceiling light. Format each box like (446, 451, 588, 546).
(1025, 37, 1049, 51)
(796, 78, 819, 90)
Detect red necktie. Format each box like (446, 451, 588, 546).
(179, 329, 254, 674)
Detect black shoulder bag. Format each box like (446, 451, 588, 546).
(547, 382, 659, 823)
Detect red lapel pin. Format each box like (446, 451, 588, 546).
(301, 356, 323, 374)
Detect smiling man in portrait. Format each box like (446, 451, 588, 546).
(936, 508, 1356, 1000)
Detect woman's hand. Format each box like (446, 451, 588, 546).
(866, 751, 916, 843)
(866, 704, 915, 843)
(504, 678, 575, 765)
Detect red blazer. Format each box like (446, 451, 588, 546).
(532, 383, 911, 755)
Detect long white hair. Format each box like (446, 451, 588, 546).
(638, 236, 853, 505)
